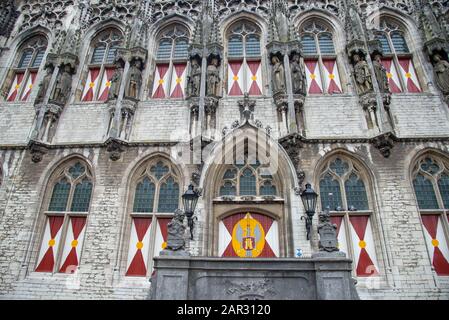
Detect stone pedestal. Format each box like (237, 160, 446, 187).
(149, 256, 359, 300)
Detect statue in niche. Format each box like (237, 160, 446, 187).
(271, 56, 286, 94)
(372, 53, 390, 94)
(290, 53, 306, 95)
(51, 64, 72, 105)
(432, 53, 449, 94)
(165, 209, 186, 251)
(126, 59, 143, 99)
(35, 64, 54, 104)
(108, 60, 124, 100)
(188, 58, 201, 97)
(352, 53, 373, 95)
(207, 57, 221, 97)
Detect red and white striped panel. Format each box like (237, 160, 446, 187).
(151, 64, 170, 99)
(398, 58, 421, 93)
(228, 60, 244, 96)
(153, 218, 170, 257)
(82, 68, 101, 102)
(304, 59, 323, 94)
(219, 213, 279, 258)
(35, 216, 65, 272)
(98, 67, 115, 101)
(170, 63, 187, 98)
(59, 217, 87, 274)
(330, 216, 348, 256)
(421, 215, 449, 276)
(6, 72, 25, 102)
(322, 59, 342, 94)
(126, 218, 152, 276)
(20, 71, 37, 102)
(381, 59, 402, 93)
(246, 60, 262, 96)
(349, 216, 379, 277)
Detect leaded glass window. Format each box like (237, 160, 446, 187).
(317, 155, 377, 278)
(82, 29, 124, 102)
(374, 19, 421, 93)
(300, 21, 343, 94)
(131, 159, 181, 213)
(218, 163, 279, 197)
(226, 21, 263, 96)
(412, 155, 449, 276)
(5, 36, 48, 102)
(37, 159, 93, 273)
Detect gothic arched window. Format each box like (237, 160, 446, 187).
(300, 21, 342, 94)
(226, 21, 263, 96)
(374, 19, 421, 93)
(151, 25, 189, 99)
(412, 155, 449, 276)
(35, 160, 93, 274)
(218, 162, 278, 197)
(5, 35, 47, 102)
(318, 156, 379, 277)
(125, 158, 181, 277)
(81, 29, 124, 102)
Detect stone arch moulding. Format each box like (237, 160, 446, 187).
(199, 125, 300, 257)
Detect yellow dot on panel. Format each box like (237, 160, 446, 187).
(48, 239, 56, 247)
(359, 240, 366, 249)
(15, 84, 20, 90)
(106, 81, 111, 87)
(162, 242, 167, 249)
(159, 79, 165, 85)
(432, 239, 439, 247)
(310, 74, 316, 80)
(176, 78, 182, 84)
(71, 239, 78, 248)
(136, 241, 144, 250)
(405, 72, 412, 79)
(386, 73, 393, 79)
(29, 84, 33, 89)
(233, 76, 239, 81)
(89, 82, 95, 88)
(251, 75, 257, 81)
(328, 74, 335, 80)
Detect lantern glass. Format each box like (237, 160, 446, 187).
(182, 184, 199, 217)
(300, 183, 318, 214)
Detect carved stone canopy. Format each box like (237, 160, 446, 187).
(105, 137, 128, 161)
(28, 139, 49, 163)
(371, 132, 398, 158)
(424, 38, 449, 59)
(267, 40, 302, 60)
(347, 41, 367, 63)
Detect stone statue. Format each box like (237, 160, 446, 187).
(108, 61, 123, 100)
(188, 58, 201, 97)
(207, 57, 220, 97)
(271, 56, 286, 93)
(432, 53, 449, 94)
(126, 59, 142, 99)
(51, 64, 72, 105)
(353, 53, 373, 95)
(372, 53, 390, 94)
(35, 64, 54, 104)
(290, 54, 306, 95)
(165, 209, 186, 251)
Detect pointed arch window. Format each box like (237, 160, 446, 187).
(4, 36, 47, 102)
(412, 155, 449, 276)
(300, 21, 342, 94)
(218, 162, 278, 197)
(81, 29, 124, 102)
(35, 161, 93, 274)
(374, 20, 421, 93)
(318, 156, 379, 277)
(226, 21, 263, 96)
(151, 25, 189, 99)
(125, 159, 181, 277)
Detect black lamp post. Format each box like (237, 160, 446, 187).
(182, 184, 200, 240)
(300, 183, 318, 240)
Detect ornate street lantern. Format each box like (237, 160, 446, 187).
(300, 183, 318, 240)
(182, 184, 200, 240)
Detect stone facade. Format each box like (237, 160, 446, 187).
(0, 0, 449, 300)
